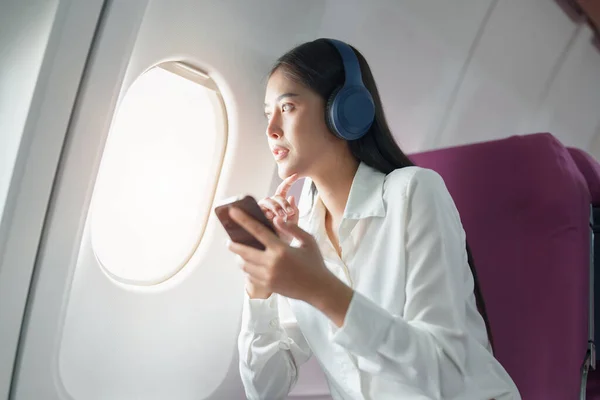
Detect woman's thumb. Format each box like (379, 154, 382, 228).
(287, 195, 296, 208)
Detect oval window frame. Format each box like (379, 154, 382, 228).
(89, 61, 228, 286)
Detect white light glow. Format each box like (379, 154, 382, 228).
(90, 66, 220, 285)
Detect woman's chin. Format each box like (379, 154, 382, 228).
(277, 163, 299, 180)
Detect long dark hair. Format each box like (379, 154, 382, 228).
(269, 38, 494, 350)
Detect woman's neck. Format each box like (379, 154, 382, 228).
(311, 157, 359, 224)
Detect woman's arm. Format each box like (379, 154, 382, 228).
(238, 292, 312, 400)
(311, 168, 472, 398)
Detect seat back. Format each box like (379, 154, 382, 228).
(567, 146, 600, 398)
(568, 147, 600, 207)
(409, 133, 590, 399)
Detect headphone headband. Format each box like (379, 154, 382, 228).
(325, 39, 364, 86)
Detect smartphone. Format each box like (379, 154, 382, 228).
(214, 195, 277, 250)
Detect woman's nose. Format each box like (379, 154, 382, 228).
(266, 116, 283, 139)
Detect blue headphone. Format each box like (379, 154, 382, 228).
(324, 39, 375, 141)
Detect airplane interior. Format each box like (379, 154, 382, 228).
(1, 0, 600, 399)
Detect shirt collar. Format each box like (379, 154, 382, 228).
(301, 162, 387, 233)
(342, 162, 386, 220)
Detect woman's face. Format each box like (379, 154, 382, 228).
(264, 67, 345, 180)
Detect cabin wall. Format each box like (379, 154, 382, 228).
(315, 0, 600, 156)
(0, 2, 107, 398)
(0, 1, 59, 394)
(0, 0, 59, 221)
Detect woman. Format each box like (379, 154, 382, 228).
(226, 38, 520, 400)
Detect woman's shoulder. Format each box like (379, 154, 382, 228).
(383, 166, 448, 201)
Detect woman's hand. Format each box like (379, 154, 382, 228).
(258, 173, 300, 245)
(227, 206, 335, 304)
(244, 173, 300, 298)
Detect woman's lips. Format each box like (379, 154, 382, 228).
(272, 147, 289, 161)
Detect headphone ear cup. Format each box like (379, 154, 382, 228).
(325, 87, 343, 139)
(326, 85, 375, 141)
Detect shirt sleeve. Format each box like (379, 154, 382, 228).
(330, 168, 472, 398)
(238, 291, 313, 400)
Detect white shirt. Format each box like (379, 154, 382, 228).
(238, 163, 521, 400)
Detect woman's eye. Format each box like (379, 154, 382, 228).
(282, 103, 293, 112)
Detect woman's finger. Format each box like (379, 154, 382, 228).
(272, 216, 295, 244)
(258, 198, 279, 219)
(275, 173, 300, 198)
(287, 196, 298, 214)
(259, 197, 286, 218)
(286, 196, 299, 224)
(239, 261, 268, 281)
(259, 204, 274, 220)
(227, 236, 266, 265)
(271, 195, 295, 216)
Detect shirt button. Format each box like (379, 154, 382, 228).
(269, 318, 279, 328)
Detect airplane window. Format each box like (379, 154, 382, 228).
(89, 63, 226, 285)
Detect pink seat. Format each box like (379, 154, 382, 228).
(409, 133, 591, 399)
(568, 146, 600, 399)
(568, 147, 600, 206)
